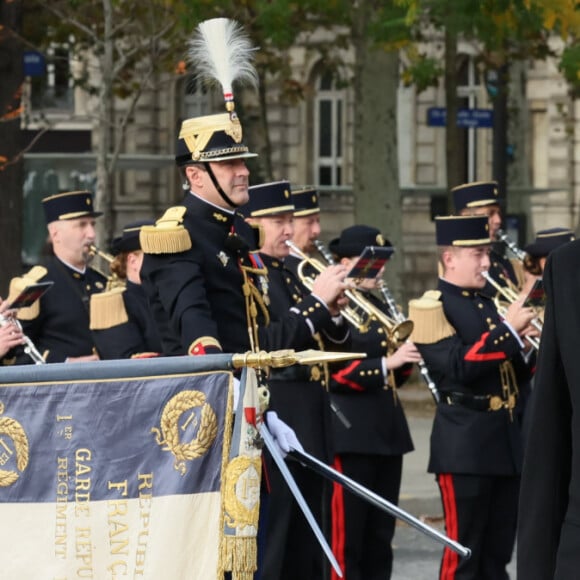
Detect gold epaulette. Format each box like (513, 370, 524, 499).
(408, 290, 456, 344)
(8, 265, 48, 321)
(89, 286, 129, 330)
(140, 206, 192, 254)
(510, 258, 525, 290)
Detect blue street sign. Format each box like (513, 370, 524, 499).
(427, 107, 494, 128)
(23, 51, 46, 77)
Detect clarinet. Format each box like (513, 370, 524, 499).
(496, 228, 526, 262)
(313, 239, 336, 265)
(377, 281, 440, 404)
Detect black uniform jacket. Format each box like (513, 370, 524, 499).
(517, 239, 580, 580)
(93, 281, 163, 359)
(417, 278, 533, 476)
(141, 193, 345, 357)
(16, 257, 107, 363)
(141, 193, 263, 355)
(263, 254, 349, 460)
(329, 291, 414, 457)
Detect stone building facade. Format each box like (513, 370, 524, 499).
(22, 36, 580, 304)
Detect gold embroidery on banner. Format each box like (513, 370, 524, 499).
(151, 390, 217, 475)
(0, 402, 29, 487)
(223, 456, 261, 528)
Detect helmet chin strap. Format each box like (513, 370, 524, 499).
(204, 162, 240, 209)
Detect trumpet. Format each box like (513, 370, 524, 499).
(481, 270, 542, 351)
(88, 244, 114, 264)
(88, 244, 122, 290)
(287, 240, 413, 346)
(313, 239, 439, 401)
(0, 312, 45, 365)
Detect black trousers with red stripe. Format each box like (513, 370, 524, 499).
(331, 453, 403, 580)
(437, 473, 519, 580)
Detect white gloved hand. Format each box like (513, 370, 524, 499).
(265, 411, 304, 457)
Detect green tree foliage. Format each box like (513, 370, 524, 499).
(23, 0, 186, 240)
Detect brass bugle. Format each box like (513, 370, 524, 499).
(285, 240, 413, 345)
(481, 270, 541, 351)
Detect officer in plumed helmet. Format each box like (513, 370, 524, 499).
(8, 190, 107, 363)
(408, 215, 538, 579)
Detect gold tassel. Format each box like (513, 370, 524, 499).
(140, 225, 192, 254)
(221, 536, 257, 579)
(408, 290, 456, 344)
(89, 287, 129, 330)
(140, 206, 192, 254)
(8, 266, 48, 321)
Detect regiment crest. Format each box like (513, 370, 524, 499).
(151, 390, 218, 475)
(0, 402, 29, 488)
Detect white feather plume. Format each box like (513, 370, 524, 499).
(187, 18, 258, 106)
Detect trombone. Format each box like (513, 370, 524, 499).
(481, 270, 542, 351)
(286, 240, 413, 347)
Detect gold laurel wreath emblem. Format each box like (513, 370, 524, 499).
(151, 390, 217, 475)
(223, 456, 261, 529)
(0, 403, 29, 488)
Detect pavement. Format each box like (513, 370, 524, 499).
(390, 383, 517, 578)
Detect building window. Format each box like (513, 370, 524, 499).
(182, 75, 212, 119)
(315, 70, 344, 186)
(30, 43, 74, 112)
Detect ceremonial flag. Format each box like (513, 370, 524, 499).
(0, 362, 234, 579)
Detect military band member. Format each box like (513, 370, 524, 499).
(8, 190, 106, 363)
(452, 181, 522, 295)
(408, 215, 538, 580)
(291, 186, 322, 256)
(326, 225, 421, 580)
(241, 180, 349, 580)
(522, 226, 575, 278)
(90, 220, 162, 359)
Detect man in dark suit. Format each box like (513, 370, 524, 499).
(241, 180, 349, 580)
(327, 225, 422, 580)
(8, 190, 107, 363)
(409, 215, 537, 579)
(517, 238, 580, 579)
(452, 181, 522, 294)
